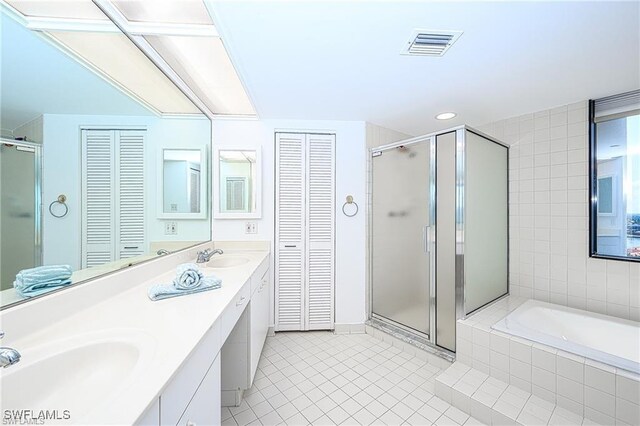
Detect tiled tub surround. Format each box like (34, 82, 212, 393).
(492, 299, 639, 373)
(476, 102, 640, 322)
(450, 296, 640, 425)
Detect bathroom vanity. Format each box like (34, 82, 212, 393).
(0, 242, 271, 425)
(139, 249, 270, 425)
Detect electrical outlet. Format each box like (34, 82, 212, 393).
(164, 221, 177, 235)
(245, 222, 257, 234)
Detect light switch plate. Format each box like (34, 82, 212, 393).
(245, 222, 257, 234)
(165, 221, 177, 235)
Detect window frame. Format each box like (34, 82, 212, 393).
(588, 99, 640, 263)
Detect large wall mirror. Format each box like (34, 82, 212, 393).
(0, 1, 211, 308)
(589, 90, 640, 261)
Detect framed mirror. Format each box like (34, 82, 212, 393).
(214, 147, 261, 219)
(159, 147, 208, 219)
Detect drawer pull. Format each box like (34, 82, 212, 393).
(236, 295, 246, 306)
(284, 245, 296, 248)
(186, 421, 196, 426)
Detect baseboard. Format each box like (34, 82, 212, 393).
(267, 326, 275, 337)
(333, 323, 366, 335)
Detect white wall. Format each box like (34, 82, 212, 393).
(212, 118, 367, 327)
(13, 115, 44, 144)
(477, 102, 640, 321)
(42, 113, 211, 269)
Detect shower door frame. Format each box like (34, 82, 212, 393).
(368, 134, 437, 347)
(0, 138, 43, 268)
(366, 125, 510, 357)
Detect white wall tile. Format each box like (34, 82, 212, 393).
(616, 371, 640, 403)
(584, 363, 615, 394)
(532, 344, 556, 373)
(480, 101, 638, 321)
(556, 352, 584, 383)
(584, 386, 615, 417)
(557, 376, 583, 404)
(616, 397, 640, 425)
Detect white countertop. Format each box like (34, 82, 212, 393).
(0, 247, 270, 425)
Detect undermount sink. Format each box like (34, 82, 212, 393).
(0, 330, 155, 422)
(206, 255, 251, 268)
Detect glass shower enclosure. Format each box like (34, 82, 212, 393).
(369, 126, 508, 354)
(0, 139, 42, 291)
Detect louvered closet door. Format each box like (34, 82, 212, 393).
(275, 133, 306, 331)
(82, 130, 116, 268)
(116, 130, 145, 259)
(305, 134, 335, 330)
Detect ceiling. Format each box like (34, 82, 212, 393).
(209, 1, 640, 136)
(0, 12, 152, 131)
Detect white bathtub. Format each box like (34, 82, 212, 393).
(492, 299, 640, 373)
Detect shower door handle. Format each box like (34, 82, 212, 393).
(423, 226, 431, 253)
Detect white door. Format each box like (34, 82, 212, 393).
(82, 129, 146, 268)
(305, 134, 335, 330)
(116, 130, 145, 260)
(275, 133, 335, 331)
(82, 130, 116, 268)
(275, 133, 306, 331)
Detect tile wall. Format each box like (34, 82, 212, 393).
(477, 101, 640, 321)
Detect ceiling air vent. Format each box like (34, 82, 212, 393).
(402, 29, 463, 57)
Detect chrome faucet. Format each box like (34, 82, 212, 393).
(0, 331, 20, 368)
(156, 249, 170, 256)
(196, 248, 224, 263)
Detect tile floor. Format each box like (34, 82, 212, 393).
(222, 331, 484, 426)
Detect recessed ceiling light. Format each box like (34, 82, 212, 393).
(436, 112, 456, 120)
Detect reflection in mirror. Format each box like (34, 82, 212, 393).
(162, 148, 206, 217)
(590, 91, 640, 260)
(0, 4, 211, 308)
(214, 149, 261, 219)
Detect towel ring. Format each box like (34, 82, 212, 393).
(49, 194, 68, 218)
(342, 195, 359, 217)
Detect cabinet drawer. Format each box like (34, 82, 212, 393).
(250, 256, 270, 295)
(177, 354, 221, 426)
(221, 280, 250, 343)
(161, 323, 221, 426)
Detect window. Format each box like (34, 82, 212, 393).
(589, 90, 640, 261)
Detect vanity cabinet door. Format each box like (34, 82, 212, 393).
(249, 268, 270, 386)
(161, 322, 221, 425)
(177, 354, 221, 426)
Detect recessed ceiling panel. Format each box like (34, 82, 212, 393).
(111, 0, 212, 25)
(4, 0, 109, 20)
(0, 12, 152, 130)
(145, 34, 255, 115)
(47, 30, 201, 115)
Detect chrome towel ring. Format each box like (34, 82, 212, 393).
(342, 195, 359, 217)
(49, 194, 68, 218)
